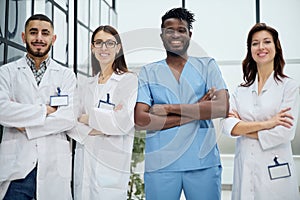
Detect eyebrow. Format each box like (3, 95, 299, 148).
(28, 28, 50, 33)
(252, 37, 272, 41)
(94, 39, 116, 42)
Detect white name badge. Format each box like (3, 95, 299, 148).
(268, 162, 291, 180)
(98, 100, 115, 110)
(50, 95, 69, 106)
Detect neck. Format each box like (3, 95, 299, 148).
(257, 63, 274, 83)
(27, 54, 48, 70)
(166, 53, 188, 69)
(99, 65, 114, 82)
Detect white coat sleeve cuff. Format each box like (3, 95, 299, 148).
(67, 123, 92, 144)
(221, 117, 241, 137)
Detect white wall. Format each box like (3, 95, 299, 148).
(116, 0, 300, 185)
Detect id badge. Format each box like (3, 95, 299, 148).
(49, 87, 69, 106)
(50, 95, 69, 106)
(98, 100, 115, 110)
(268, 156, 291, 180)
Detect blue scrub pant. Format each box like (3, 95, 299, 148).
(3, 167, 37, 200)
(145, 165, 222, 200)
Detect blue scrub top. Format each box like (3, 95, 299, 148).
(137, 56, 227, 172)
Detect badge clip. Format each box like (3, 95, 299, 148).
(98, 93, 115, 110)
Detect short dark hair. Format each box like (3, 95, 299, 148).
(161, 7, 195, 30)
(25, 14, 53, 30)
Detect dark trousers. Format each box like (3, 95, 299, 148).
(3, 167, 37, 200)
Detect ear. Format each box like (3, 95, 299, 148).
(52, 34, 57, 45)
(189, 31, 192, 38)
(91, 44, 94, 52)
(21, 32, 26, 43)
(160, 33, 164, 42)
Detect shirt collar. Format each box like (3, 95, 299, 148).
(25, 55, 50, 70)
(91, 71, 124, 83)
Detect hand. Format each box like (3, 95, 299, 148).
(265, 107, 294, 129)
(16, 127, 25, 132)
(47, 105, 57, 115)
(228, 110, 241, 119)
(150, 104, 169, 116)
(198, 87, 216, 102)
(88, 129, 108, 136)
(78, 114, 89, 125)
(114, 104, 123, 111)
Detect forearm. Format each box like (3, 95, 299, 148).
(231, 121, 266, 136)
(167, 101, 228, 120)
(163, 89, 229, 120)
(135, 113, 194, 131)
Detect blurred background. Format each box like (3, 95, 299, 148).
(0, 0, 299, 198)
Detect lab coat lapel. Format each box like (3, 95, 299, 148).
(18, 58, 38, 90)
(38, 61, 60, 88)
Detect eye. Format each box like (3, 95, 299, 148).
(178, 28, 187, 33)
(264, 40, 272, 44)
(251, 42, 258, 46)
(29, 31, 38, 35)
(94, 40, 103, 45)
(165, 29, 175, 35)
(42, 31, 50, 36)
(106, 40, 117, 47)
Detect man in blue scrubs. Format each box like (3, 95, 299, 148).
(134, 7, 229, 200)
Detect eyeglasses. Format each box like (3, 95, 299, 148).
(92, 40, 118, 48)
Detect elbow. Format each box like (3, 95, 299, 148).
(134, 117, 148, 131)
(134, 112, 153, 131)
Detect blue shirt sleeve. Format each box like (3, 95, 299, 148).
(206, 58, 227, 90)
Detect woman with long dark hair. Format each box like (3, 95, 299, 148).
(222, 23, 300, 200)
(69, 25, 138, 200)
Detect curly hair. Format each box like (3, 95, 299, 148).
(161, 7, 195, 30)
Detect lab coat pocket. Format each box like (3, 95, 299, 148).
(96, 150, 129, 189)
(56, 139, 72, 179)
(0, 140, 17, 180)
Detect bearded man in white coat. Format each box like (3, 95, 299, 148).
(0, 14, 76, 200)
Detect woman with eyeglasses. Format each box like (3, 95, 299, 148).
(68, 25, 138, 200)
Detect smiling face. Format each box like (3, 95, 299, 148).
(160, 18, 192, 57)
(251, 30, 276, 67)
(91, 30, 121, 67)
(22, 20, 56, 59)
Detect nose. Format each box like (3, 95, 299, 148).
(100, 43, 108, 50)
(259, 42, 265, 49)
(36, 32, 43, 40)
(172, 31, 180, 38)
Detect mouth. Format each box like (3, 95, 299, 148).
(257, 52, 268, 57)
(170, 40, 182, 46)
(99, 53, 110, 57)
(32, 42, 46, 48)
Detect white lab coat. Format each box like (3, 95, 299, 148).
(68, 72, 138, 200)
(221, 73, 300, 200)
(0, 56, 76, 200)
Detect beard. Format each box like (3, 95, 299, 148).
(163, 40, 190, 57)
(26, 41, 52, 58)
